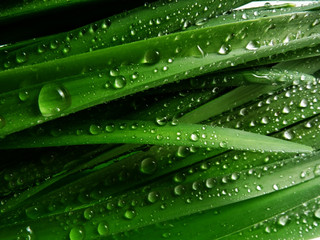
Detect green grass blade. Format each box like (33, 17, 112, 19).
(1, 120, 312, 153)
(1, 11, 320, 137)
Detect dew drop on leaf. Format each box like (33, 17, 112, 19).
(69, 227, 85, 240)
(16, 52, 28, 64)
(140, 157, 157, 174)
(190, 133, 199, 142)
(218, 44, 231, 55)
(142, 49, 160, 64)
(97, 222, 109, 236)
(89, 125, 101, 135)
(147, 191, 160, 203)
(18, 91, 29, 102)
(174, 185, 185, 196)
(38, 83, 71, 117)
(124, 209, 136, 219)
(245, 40, 260, 51)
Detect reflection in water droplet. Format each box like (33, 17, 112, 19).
(38, 83, 71, 117)
(112, 76, 127, 89)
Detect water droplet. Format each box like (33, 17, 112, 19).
(155, 116, 167, 126)
(218, 44, 231, 55)
(124, 209, 136, 219)
(16, 52, 28, 63)
(190, 133, 199, 142)
(111, 76, 126, 89)
(19, 91, 29, 101)
(261, 117, 269, 125)
(105, 124, 115, 133)
(282, 106, 290, 114)
(189, 45, 206, 58)
(314, 164, 320, 176)
(83, 208, 94, 220)
(205, 178, 215, 188)
(97, 222, 109, 236)
(219, 141, 228, 148)
(147, 191, 159, 203)
(272, 184, 279, 191)
(299, 99, 308, 108)
(69, 227, 85, 240)
(246, 40, 260, 51)
(283, 130, 293, 140)
(89, 125, 101, 135)
(25, 206, 40, 219)
(140, 158, 157, 174)
(314, 208, 320, 219)
(278, 215, 289, 226)
(173, 185, 185, 196)
(38, 83, 71, 117)
(142, 50, 160, 65)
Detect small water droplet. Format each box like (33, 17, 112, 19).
(89, 125, 101, 135)
(190, 133, 199, 142)
(278, 215, 289, 226)
(38, 83, 71, 117)
(97, 222, 109, 236)
(155, 116, 167, 126)
(272, 184, 279, 191)
(174, 185, 185, 196)
(205, 178, 215, 188)
(147, 191, 159, 203)
(25, 206, 40, 219)
(218, 44, 231, 55)
(16, 52, 28, 63)
(124, 209, 136, 219)
(246, 40, 260, 51)
(314, 164, 320, 176)
(83, 208, 94, 220)
(299, 99, 308, 108)
(18, 91, 29, 101)
(283, 130, 293, 140)
(140, 158, 157, 174)
(69, 227, 85, 240)
(219, 141, 227, 148)
(105, 124, 115, 133)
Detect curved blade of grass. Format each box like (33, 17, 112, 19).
(0, 119, 312, 153)
(1, 11, 320, 137)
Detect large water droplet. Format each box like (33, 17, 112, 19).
(140, 157, 157, 174)
(69, 227, 85, 240)
(190, 133, 199, 142)
(97, 222, 109, 236)
(38, 83, 71, 117)
(142, 50, 160, 65)
(299, 99, 308, 108)
(25, 206, 40, 219)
